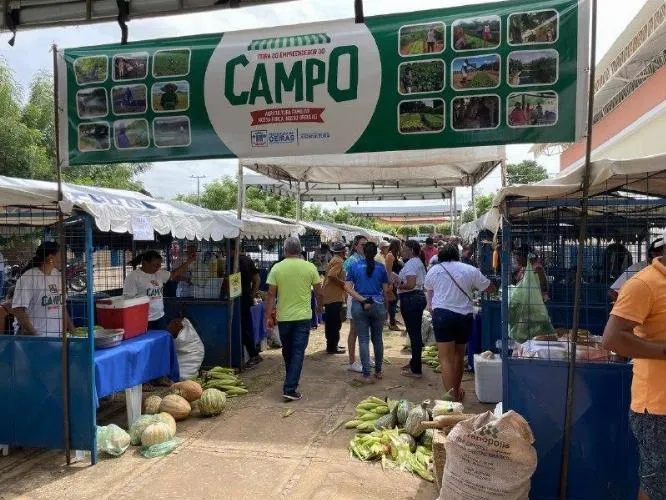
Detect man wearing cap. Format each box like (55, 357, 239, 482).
(423, 237, 438, 265)
(376, 240, 390, 265)
(609, 238, 664, 302)
(322, 242, 347, 354)
(602, 232, 666, 500)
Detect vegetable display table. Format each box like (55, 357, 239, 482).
(94, 330, 180, 426)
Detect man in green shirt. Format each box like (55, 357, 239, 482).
(265, 237, 322, 401)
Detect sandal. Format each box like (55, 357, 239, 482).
(400, 369, 422, 379)
(374, 372, 384, 380)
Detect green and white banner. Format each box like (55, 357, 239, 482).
(57, 0, 589, 165)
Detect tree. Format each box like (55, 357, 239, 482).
(461, 192, 495, 223)
(0, 65, 150, 191)
(417, 224, 435, 235)
(396, 225, 418, 237)
(435, 223, 451, 234)
(506, 160, 548, 186)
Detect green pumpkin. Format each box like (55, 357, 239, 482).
(396, 400, 413, 426)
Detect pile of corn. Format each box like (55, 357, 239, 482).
(422, 346, 441, 372)
(198, 367, 249, 397)
(349, 428, 433, 482)
(345, 396, 390, 432)
(345, 395, 435, 482)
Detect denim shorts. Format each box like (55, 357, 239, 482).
(630, 410, 666, 498)
(432, 308, 473, 344)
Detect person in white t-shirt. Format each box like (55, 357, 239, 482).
(12, 242, 75, 337)
(424, 243, 496, 402)
(124, 248, 196, 331)
(396, 240, 427, 379)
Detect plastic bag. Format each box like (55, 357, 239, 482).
(508, 262, 554, 342)
(173, 318, 205, 380)
(421, 310, 435, 346)
(97, 424, 131, 457)
(140, 438, 181, 458)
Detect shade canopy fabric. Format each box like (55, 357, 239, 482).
(463, 153, 666, 237)
(222, 210, 305, 240)
(0, 175, 243, 240)
(241, 146, 505, 190)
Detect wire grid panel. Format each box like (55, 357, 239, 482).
(504, 173, 666, 364)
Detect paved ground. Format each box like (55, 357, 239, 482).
(0, 322, 492, 500)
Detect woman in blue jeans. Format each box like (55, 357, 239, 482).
(346, 242, 391, 384)
(397, 240, 427, 379)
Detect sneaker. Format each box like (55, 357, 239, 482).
(347, 361, 363, 373)
(283, 391, 302, 401)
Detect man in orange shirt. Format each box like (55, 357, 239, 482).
(602, 233, 666, 500)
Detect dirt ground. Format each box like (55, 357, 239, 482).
(0, 321, 493, 500)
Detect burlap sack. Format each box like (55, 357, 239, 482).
(438, 410, 537, 500)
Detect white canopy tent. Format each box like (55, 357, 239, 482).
(461, 153, 666, 238)
(221, 209, 304, 240)
(0, 175, 243, 240)
(241, 146, 505, 202)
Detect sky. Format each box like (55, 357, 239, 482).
(0, 0, 648, 209)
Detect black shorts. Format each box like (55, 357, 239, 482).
(432, 308, 473, 344)
(630, 410, 666, 498)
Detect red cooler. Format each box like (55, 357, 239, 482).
(96, 296, 150, 339)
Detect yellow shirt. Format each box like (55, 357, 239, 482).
(323, 255, 346, 305)
(267, 258, 321, 322)
(611, 257, 666, 415)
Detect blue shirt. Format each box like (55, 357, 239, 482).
(343, 252, 363, 274)
(347, 260, 389, 303)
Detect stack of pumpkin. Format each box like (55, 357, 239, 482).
(131, 380, 228, 457)
(345, 396, 465, 481)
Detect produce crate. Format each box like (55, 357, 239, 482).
(433, 430, 447, 490)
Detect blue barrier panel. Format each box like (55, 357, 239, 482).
(164, 298, 242, 368)
(505, 358, 638, 500)
(0, 336, 95, 451)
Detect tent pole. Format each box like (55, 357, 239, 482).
(232, 162, 242, 370)
(471, 183, 478, 220)
(296, 181, 302, 222)
(559, 0, 597, 497)
(452, 188, 457, 235)
(500, 159, 507, 188)
(449, 190, 454, 236)
(53, 44, 71, 466)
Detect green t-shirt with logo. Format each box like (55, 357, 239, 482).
(267, 258, 321, 322)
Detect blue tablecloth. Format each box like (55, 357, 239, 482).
(250, 302, 269, 346)
(94, 330, 180, 405)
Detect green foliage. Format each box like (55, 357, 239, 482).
(0, 63, 149, 191)
(506, 160, 549, 186)
(396, 225, 418, 237)
(434, 223, 451, 234)
(461, 193, 495, 223)
(153, 50, 190, 78)
(417, 224, 435, 234)
(468, 72, 497, 88)
(177, 178, 398, 235)
(399, 61, 444, 93)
